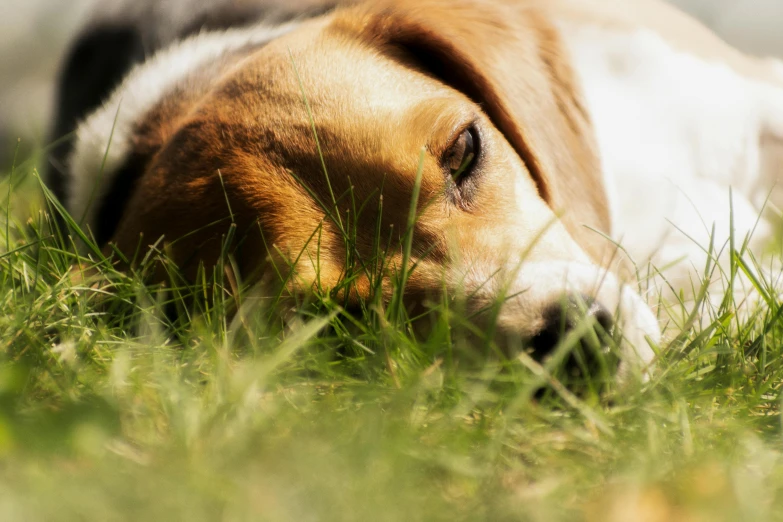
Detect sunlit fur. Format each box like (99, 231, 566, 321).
(65, 0, 783, 376)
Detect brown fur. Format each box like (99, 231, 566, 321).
(109, 0, 611, 312)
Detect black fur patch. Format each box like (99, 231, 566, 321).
(47, 25, 146, 205)
(95, 151, 148, 245)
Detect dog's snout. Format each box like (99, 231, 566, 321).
(528, 294, 618, 379)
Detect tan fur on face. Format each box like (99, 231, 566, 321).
(340, 0, 613, 260)
(108, 0, 658, 364)
(114, 0, 610, 270)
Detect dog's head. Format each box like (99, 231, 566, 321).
(68, 0, 660, 378)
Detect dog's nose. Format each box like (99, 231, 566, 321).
(528, 294, 617, 378)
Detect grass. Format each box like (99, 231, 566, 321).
(3, 145, 783, 522)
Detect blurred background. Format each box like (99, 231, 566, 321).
(2, 0, 783, 165)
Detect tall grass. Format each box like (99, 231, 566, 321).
(2, 141, 783, 521)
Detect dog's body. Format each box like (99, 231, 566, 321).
(48, 0, 783, 377)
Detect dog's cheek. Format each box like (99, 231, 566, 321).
(108, 177, 227, 279)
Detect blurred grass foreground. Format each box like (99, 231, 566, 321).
(4, 108, 783, 522)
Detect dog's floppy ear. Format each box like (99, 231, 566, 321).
(338, 0, 611, 260)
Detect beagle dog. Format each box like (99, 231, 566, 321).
(47, 0, 783, 379)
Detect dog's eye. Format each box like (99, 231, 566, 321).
(444, 126, 479, 182)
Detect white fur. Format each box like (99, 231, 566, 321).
(562, 25, 783, 302)
(511, 262, 661, 375)
(68, 21, 301, 231)
(462, 259, 660, 377)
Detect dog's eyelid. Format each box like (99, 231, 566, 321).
(442, 118, 480, 151)
(442, 122, 481, 181)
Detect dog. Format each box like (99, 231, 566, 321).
(46, 0, 783, 380)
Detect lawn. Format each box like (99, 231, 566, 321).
(3, 143, 783, 522)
